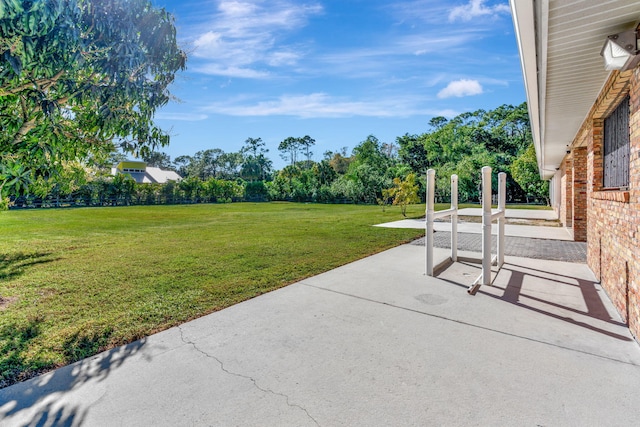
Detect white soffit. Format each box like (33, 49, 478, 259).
(511, 0, 640, 179)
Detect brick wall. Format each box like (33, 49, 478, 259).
(572, 147, 587, 242)
(560, 155, 572, 228)
(575, 68, 640, 339)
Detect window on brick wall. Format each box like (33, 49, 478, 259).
(603, 95, 630, 188)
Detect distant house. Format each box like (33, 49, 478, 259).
(111, 161, 182, 184)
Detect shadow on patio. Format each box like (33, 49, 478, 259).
(435, 258, 631, 342)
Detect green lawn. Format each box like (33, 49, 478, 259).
(0, 202, 426, 387)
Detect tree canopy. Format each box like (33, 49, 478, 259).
(241, 137, 272, 181)
(511, 143, 549, 203)
(0, 0, 186, 197)
(2, 102, 550, 209)
(397, 102, 545, 202)
(278, 135, 316, 168)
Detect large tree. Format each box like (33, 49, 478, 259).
(511, 143, 549, 204)
(397, 103, 535, 202)
(299, 135, 315, 166)
(178, 149, 225, 179)
(278, 136, 301, 166)
(142, 151, 173, 170)
(241, 137, 271, 181)
(0, 0, 186, 198)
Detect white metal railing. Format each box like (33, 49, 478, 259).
(425, 169, 458, 276)
(468, 167, 506, 295)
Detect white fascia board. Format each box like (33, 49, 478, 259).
(510, 0, 550, 179)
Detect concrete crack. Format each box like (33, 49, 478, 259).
(177, 326, 320, 426)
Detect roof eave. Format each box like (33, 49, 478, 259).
(510, 0, 552, 179)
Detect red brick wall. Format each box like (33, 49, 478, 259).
(579, 69, 639, 339)
(560, 155, 572, 228)
(572, 147, 587, 242)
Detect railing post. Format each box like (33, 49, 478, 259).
(425, 169, 436, 276)
(481, 166, 492, 286)
(450, 174, 458, 262)
(497, 172, 506, 268)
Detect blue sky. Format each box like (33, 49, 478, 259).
(150, 0, 524, 169)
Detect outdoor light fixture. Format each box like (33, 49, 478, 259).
(601, 27, 640, 71)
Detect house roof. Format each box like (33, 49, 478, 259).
(510, 0, 640, 179)
(145, 167, 182, 184)
(111, 162, 182, 184)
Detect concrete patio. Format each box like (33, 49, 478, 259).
(1, 240, 639, 426)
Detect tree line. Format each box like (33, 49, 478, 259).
(0, 1, 547, 212)
(140, 102, 548, 206)
(4, 103, 549, 210)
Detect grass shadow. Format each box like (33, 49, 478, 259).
(0, 317, 45, 389)
(0, 251, 60, 281)
(61, 329, 116, 363)
(0, 312, 147, 425)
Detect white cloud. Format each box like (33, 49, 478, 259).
(156, 112, 209, 121)
(213, 0, 323, 36)
(437, 79, 483, 98)
(193, 64, 270, 79)
(193, 31, 223, 53)
(267, 50, 302, 67)
(389, 1, 455, 25)
(309, 33, 479, 81)
(431, 109, 461, 118)
(190, 0, 322, 78)
(218, 0, 257, 18)
(203, 93, 430, 118)
(448, 0, 510, 22)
